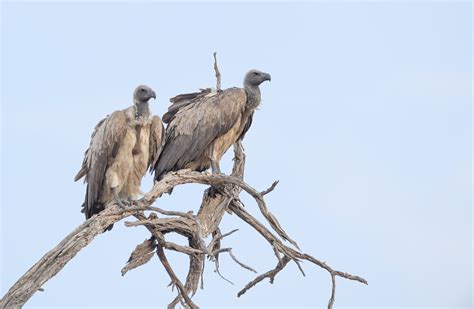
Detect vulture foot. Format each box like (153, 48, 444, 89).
(111, 187, 130, 209)
(114, 197, 130, 209)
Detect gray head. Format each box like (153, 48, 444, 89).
(244, 70, 271, 87)
(133, 85, 156, 104)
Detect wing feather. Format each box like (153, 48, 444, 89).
(238, 112, 254, 141)
(154, 88, 246, 179)
(162, 88, 212, 124)
(75, 110, 129, 218)
(148, 115, 165, 171)
(74, 117, 107, 182)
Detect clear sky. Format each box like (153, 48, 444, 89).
(1, 1, 472, 308)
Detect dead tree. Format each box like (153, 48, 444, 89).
(0, 55, 367, 309)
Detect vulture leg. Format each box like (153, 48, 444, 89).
(211, 160, 222, 174)
(209, 160, 225, 197)
(112, 187, 128, 208)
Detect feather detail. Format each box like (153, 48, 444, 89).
(154, 87, 253, 180)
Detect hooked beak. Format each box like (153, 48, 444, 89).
(264, 73, 272, 82)
(150, 90, 156, 100)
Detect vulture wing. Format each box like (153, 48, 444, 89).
(74, 111, 128, 218)
(155, 87, 246, 179)
(148, 115, 165, 171)
(162, 88, 212, 124)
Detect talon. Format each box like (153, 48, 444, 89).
(111, 187, 129, 208)
(114, 197, 127, 208)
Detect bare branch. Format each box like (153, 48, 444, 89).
(237, 257, 291, 297)
(155, 242, 198, 309)
(0, 204, 149, 308)
(261, 180, 279, 196)
(229, 201, 367, 306)
(141, 170, 301, 250)
(213, 52, 221, 91)
(214, 248, 257, 274)
(121, 237, 157, 276)
(293, 259, 306, 277)
(221, 229, 239, 239)
(328, 274, 336, 309)
(214, 258, 234, 285)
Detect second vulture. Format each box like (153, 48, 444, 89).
(154, 69, 271, 180)
(75, 85, 164, 229)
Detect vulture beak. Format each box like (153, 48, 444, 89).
(264, 73, 272, 82)
(150, 90, 157, 100)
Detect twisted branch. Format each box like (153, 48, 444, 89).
(1, 146, 367, 308)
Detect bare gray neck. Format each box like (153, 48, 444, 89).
(244, 84, 261, 110)
(134, 101, 150, 119)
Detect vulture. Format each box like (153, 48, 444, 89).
(154, 69, 271, 181)
(75, 85, 164, 229)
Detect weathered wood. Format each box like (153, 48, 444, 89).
(213, 52, 221, 91)
(121, 237, 157, 276)
(0, 204, 146, 308)
(196, 141, 245, 237)
(196, 192, 231, 237)
(1, 157, 367, 309)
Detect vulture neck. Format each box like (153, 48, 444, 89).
(243, 84, 261, 110)
(134, 101, 150, 120)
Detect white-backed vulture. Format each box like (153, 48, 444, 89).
(154, 69, 271, 181)
(75, 85, 164, 229)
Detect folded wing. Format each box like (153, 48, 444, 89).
(148, 115, 165, 171)
(154, 88, 247, 179)
(74, 111, 128, 219)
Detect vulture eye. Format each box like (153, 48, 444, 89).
(253, 72, 259, 75)
(140, 88, 146, 92)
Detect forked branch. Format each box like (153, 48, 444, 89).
(1, 150, 367, 308)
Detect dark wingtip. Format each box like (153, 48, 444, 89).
(162, 112, 172, 124)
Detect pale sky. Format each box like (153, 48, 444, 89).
(1, 1, 472, 308)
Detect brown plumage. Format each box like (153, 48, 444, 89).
(75, 85, 164, 229)
(154, 69, 271, 181)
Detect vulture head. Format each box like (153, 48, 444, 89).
(134, 85, 157, 104)
(244, 70, 272, 87)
